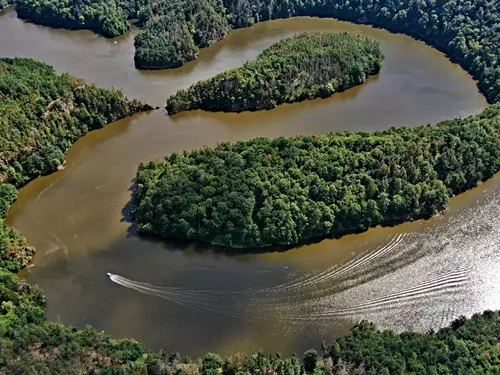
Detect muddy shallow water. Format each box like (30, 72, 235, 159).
(2, 8, 499, 357)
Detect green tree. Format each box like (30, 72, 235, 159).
(303, 350, 318, 373)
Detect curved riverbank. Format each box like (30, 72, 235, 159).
(0, 57, 156, 373)
(134, 107, 500, 248)
(8, 0, 500, 107)
(0, 57, 152, 272)
(166, 32, 383, 114)
(2, 10, 495, 360)
(133, 0, 500, 109)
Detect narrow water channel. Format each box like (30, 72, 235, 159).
(2, 8, 498, 357)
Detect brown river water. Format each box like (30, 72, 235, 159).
(2, 7, 500, 357)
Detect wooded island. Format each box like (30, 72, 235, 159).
(2, 0, 500, 373)
(166, 33, 383, 114)
(134, 107, 500, 248)
(8, 0, 498, 107)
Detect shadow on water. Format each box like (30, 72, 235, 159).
(121, 181, 136, 226)
(168, 72, 381, 124)
(120, 184, 433, 257)
(129, 219, 433, 256)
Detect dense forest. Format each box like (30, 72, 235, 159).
(14, 0, 150, 37)
(134, 0, 230, 69)
(0, 57, 150, 270)
(0, 58, 150, 188)
(9, 0, 500, 103)
(166, 33, 383, 114)
(2, 1, 500, 374)
(134, 106, 500, 248)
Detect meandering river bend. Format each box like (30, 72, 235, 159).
(2, 7, 499, 357)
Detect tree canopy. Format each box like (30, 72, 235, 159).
(0, 57, 150, 272)
(10, 0, 500, 106)
(134, 0, 230, 69)
(0, 58, 150, 188)
(134, 106, 500, 248)
(14, 0, 150, 37)
(166, 32, 383, 114)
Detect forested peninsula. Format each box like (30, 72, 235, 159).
(0, 58, 151, 189)
(134, 107, 500, 248)
(0, 57, 151, 271)
(166, 33, 383, 114)
(2, 1, 500, 374)
(8, 0, 500, 104)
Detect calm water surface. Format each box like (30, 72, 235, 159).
(2, 7, 499, 357)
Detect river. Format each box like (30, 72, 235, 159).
(2, 7, 499, 357)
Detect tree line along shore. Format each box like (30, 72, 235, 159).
(165, 32, 384, 114)
(1, 0, 500, 373)
(134, 107, 500, 248)
(6, 0, 500, 107)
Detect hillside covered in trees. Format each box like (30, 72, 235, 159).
(0, 58, 150, 188)
(134, 106, 500, 248)
(166, 33, 383, 114)
(0, 57, 150, 270)
(8, 0, 500, 104)
(14, 0, 150, 37)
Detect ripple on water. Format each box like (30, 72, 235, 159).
(2, 11, 498, 356)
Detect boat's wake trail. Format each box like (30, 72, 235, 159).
(108, 273, 254, 319)
(107, 232, 417, 305)
(106, 230, 474, 326)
